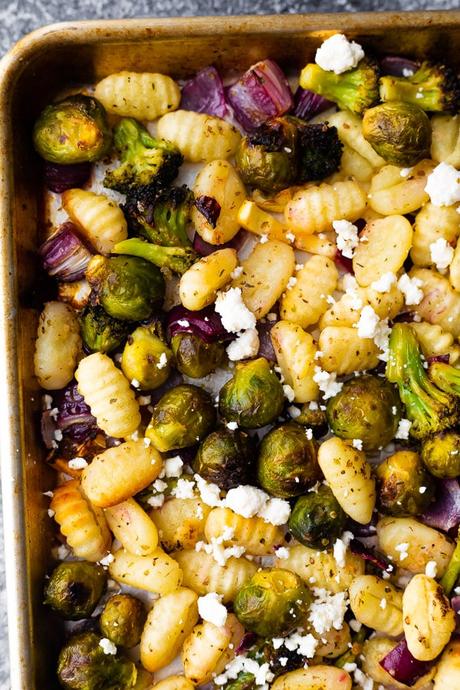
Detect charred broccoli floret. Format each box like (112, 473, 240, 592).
(296, 121, 343, 182)
(385, 323, 459, 440)
(299, 57, 380, 115)
(429, 360, 460, 396)
(124, 186, 194, 248)
(112, 237, 197, 275)
(379, 61, 460, 113)
(104, 118, 183, 198)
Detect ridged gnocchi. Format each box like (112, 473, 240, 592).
(94, 71, 181, 120)
(109, 547, 182, 595)
(270, 320, 319, 402)
(150, 497, 211, 552)
(318, 326, 380, 375)
(271, 666, 352, 690)
(279, 255, 338, 328)
(353, 215, 413, 286)
(348, 575, 403, 636)
(34, 301, 82, 390)
(368, 160, 434, 215)
(204, 507, 284, 556)
(179, 248, 237, 311)
(182, 614, 243, 684)
(157, 110, 241, 162)
(104, 498, 159, 556)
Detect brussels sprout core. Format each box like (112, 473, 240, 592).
(100, 594, 147, 648)
(44, 561, 106, 620)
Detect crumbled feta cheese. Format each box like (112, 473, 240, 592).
(272, 637, 284, 650)
(344, 662, 358, 673)
(275, 547, 290, 560)
(305, 428, 313, 440)
(215, 288, 256, 333)
(231, 266, 244, 280)
(370, 272, 397, 293)
(99, 553, 115, 567)
(288, 405, 301, 419)
(131, 378, 140, 388)
(425, 162, 460, 207)
(224, 485, 267, 518)
(49, 407, 59, 420)
(54, 429, 63, 442)
(198, 592, 228, 627)
(267, 312, 278, 322)
(226, 328, 260, 361)
(295, 263, 304, 271)
(395, 418, 412, 440)
(352, 439, 363, 451)
(284, 632, 318, 658)
(157, 352, 168, 369)
(380, 597, 387, 610)
(356, 305, 379, 339)
(349, 619, 362, 633)
(99, 638, 117, 655)
(354, 668, 374, 690)
(286, 276, 297, 290)
(313, 366, 343, 399)
(130, 430, 139, 441)
(172, 478, 196, 499)
(47, 509, 55, 518)
(194, 474, 222, 507)
(315, 34, 365, 74)
(68, 457, 88, 470)
(425, 560, 438, 578)
(395, 542, 409, 561)
(215, 657, 274, 688)
(43, 490, 54, 498)
(278, 657, 288, 667)
(259, 497, 291, 526)
(397, 273, 424, 306)
(402, 68, 415, 77)
(333, 531, 354, 568)
(226, 421, 238, 430)
(177, 319, 190, 327)
(164, 456, 183, 478)
(147, 494, 165, 508)
(333, 219, 359, 258)
(138, 395, 151, 406)
(373, 318, 392, 362)
(259, 233, 269, 244)
(43, 394, 53, 410)
(153, 479, 168, 492)
(308, 588, 348, 635)
(400, 167, 413, 177)
(143, 437, 151, 448)
(283, 384, 295, 402)
(286, 232, 295, 243)
(430, 237, 454, 271)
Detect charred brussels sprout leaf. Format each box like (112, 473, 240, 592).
(362, 102, 431, 166)
(326, 374, 402, 452)
(235, 117, 297, 194)
(100, 594, 147, 648)
(57, 631, 137, 690)
(296, 121, 343, 182)
(257, 423, 320, 498)
(33, 95, 112, 164)
(146, 384, 216, 452)
(193, 428, 255, 490)
(44, 561, 106, 620)
(288, 485, 346, 549)
(234, 569, 312, 637)
(376, 450, 435, 516)
(219, 358, 285, 429)
(421, 430, 460, 478)
(171, 333, 226, 378)
(86, 254, 165, 322)
(121, 324, 173, 390)
(80, 306, 130, 354)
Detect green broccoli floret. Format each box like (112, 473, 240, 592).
(299, 57, 380, 115)
(124, 186, 193, 248)
(429, 360, 460, 396)
(104, 118, 183, 197)
(296, 121, 343, 182)
(385, 323, 459, 440)
(379, 61, 460, 113)
(113, 237, 197, 275)
(441, 527, 460, 595)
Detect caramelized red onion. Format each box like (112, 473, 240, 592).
(39, 222, 92, 282)
(166, 305, 231, 343)
(180, 66, 230, 119)
(44, 161, 91, 193)
(421, 479, 460, 532)
(379, 638, 434, 686)
(293, 87, 334, 120)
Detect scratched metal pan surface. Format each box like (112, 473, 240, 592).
(0, 12, 460, 689)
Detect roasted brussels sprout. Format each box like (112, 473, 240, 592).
(257, 423, 320, 498)
(57, 631, 137, 690)
(33, 95, 111, 164)
(44, 561, 106, 620)
(100, 594, 147, 648)
(362, 102, 431, 166)
(296, 121, 343, 182)
(234, 569, 312, 637)
(376, 450, 435, 516)
(193, 428, 255, 490)
(80, 306, 129, 354)
(171, 333, 226, 378)
(421, 430, 460, 478)
(379, 61, 460, 113)
(288, 485, 346, 549)
(146, 384, 216, 452)
(121, 324, 173, 390)
(86, 255, 165, 322)
(219, 358, 285, 429)
(235, 117, 297, 193)
(294, 403, 328, 435)
(326, 374, 402, 452)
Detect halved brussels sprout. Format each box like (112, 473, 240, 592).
(86, 255, 165, 322)
(121, 324, 173, 390)
(288, 485, 346, 549)
(171, 333, 226, 378)
(257, 423, 320, 498)
(219, 358, 285, 429)
(234, 569, 312, 637)
(146, 384, 216, 452)
(33, 95, 112, 164)
(100, 594, 147, 648)
(421, 430, 460, 478)
(80, 306, 130, 354)
(326, 374, 402, 452)
(376, 450, 434, 516)
(44, 561, 106, 620)
(193, 428, 255, 490)
(57, 631, 137, 690)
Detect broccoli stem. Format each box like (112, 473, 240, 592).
(440, 529, 460, 596)
(113, 238, 196, 275)
(429, 361, 460, 396)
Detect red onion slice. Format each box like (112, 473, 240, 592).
(180, 66, 230, 119)
(350, 539, 394, 575)
(227, 59, 293, 131)
(257, 320, 277, 362)
(166, 305, 232, 343)
(39, 222, 92, 282)
(379, 638, 434, 686)
(293, 87, 334, 121)
(44, 161, 92, 193)
(380, 56, 419, 77)
(421, 479, 460, 532)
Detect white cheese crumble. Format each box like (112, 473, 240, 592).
(99, 553, 115, 567)
(172, 478, 196, 499)
(226, 421, 239, 430)
(147, 494, 165, 508)
(164, 456, 183, 478)
(332, 219, 359, 258)
(395, 542, 410, 561)
(275, 546, 290, 559)
(400, 167, 412, 177)
(198, 593, 228, 627)
(194, 474, 222, 507)
(425, 162, 460, 207)
(286, 276, 297, 290)
(177, 319, 190, 327)
(352, 439, 363, 451)
(47, 509, 55, 518)
(283, 384, 295, 402)
(99, 638, 117, 655)
(285, 232, 295, 243)
(373, 318, 392, 362)
(356, 305, 379, 339)
(430, 237, 454, 271)
(308, 588, 348, 635)
(313, 366, 343, 399)
(370, 272, 397, 293)
(353, 668, 374, 690)
(419, 486, 427, 494)
(283, 631, 318, 658)
(130, 378, 140, 388)
(315, 34, 365, 74)
(226, 328, 260, 361)
(68, 457, 88, 470)
(425, 560, 438, 578)
(288, 405, 301, 419)
(259, 233, 269, 244)
(215, 288, 256, 333)
(397, 273, 424, 306)
(215, 657, 274, 688)
(333, 531, 354, 568)
(224, 485, 291, 526)
(258, 497, 291, 526)
(231, 266, 243, 280)
(395, 418, 412, 440)
(157, 352, 168, 369)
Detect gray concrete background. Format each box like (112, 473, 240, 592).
(0, 0, 457, 687)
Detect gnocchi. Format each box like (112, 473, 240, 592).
(34, 301, 82, 390)
(157, 110, 241, 162)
